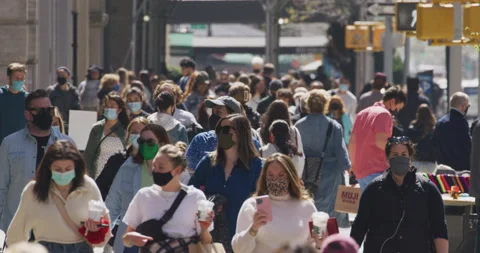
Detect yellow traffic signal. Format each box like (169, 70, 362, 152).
(416, 3, 454, 40)
(464, 4, 480, 39)
(372, 24, 385, 49)
(345, 25, 369, 49)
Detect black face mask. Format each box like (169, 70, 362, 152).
(152, 171, 174, 186)
(253, 69, 261, 74)
(57, 77, 67, 85)
(209, 113, 221, 130)
(330, 103, 341, 110)
(31, 110, 53, 130)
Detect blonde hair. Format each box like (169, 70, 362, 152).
(183, 71, 199, 100)
(253, 153, 310, 200)
(100, 73, 120, 90)
(158, 144, 187, 171)
(228, 82, 250, 104)
(53, 107, 65, 133)
(126, 116, 149, 143)
(7, 62, 27, 77)
(306, 89, 330, 114)
(153, 80, 182, 102)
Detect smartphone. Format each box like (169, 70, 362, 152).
(255, 195, 272, 222)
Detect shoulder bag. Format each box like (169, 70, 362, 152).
(302, 122, 333, 195)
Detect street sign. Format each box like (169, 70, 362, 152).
(396, 2, 418, 32)
(367, 3, 395, 16)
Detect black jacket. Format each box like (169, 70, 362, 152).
(406, 123, 436, 162)
(433, 109, 472, 171)
(243, 104, 260, 129)
(397, 93, 431, 130)
(351, 170, 448, 253)
(46, 83, 81, 123)
(95, 151, 129, 200)
(256, 95, 275, 115)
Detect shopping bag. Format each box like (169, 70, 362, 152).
(188, 242, 226, 253)
(335, 185, 361, 214)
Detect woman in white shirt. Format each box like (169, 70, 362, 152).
(260, 119, 305, 176)
(232, 153, 323, 253)
(7, 140, 111, 253)
(122, 144, 213, 252)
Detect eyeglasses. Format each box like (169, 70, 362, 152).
(137, 138, 157, 146)
(387, 136, 410, 145)
(28, 106, 55, 116)
(218, 125, 236, 134)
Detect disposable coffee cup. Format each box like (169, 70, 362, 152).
(311, 212, 329, 236)
(197, 200, 214, 222)
(88, 200, 105, 222)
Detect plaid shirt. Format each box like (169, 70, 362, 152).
(145, 236, 198, 253)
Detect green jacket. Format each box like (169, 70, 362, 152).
(84, 119, 127, 177)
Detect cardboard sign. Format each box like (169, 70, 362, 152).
(335, 185, 361, 214)
(68, 110, 98, 151)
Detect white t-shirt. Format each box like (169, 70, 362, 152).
(123, 184, 211, 238)
(232, 195, 317, 253)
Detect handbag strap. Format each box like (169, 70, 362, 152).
(312, 122, 333, 183)
(159, 187, 188, 226)
(51, 193, 83, 237)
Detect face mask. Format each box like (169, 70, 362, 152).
(465, 106, 470, 116)
(51, 170, 76, 186)
(389, 109, 398, 116)
(209, 113, 221, 130)
(57, 77, 67, 85)
(140, 143, 160, 160)
(127, 102, 142, 113)
(11, 80, 24, 92)
(339, 84, 348, 91)
(31, 110, 54, 130)
(103, 108, 118, 120)
(330, 103, 341, 111)
(152, 171, 174, 186)
(389, 156, 411, 176)
(113, 84, 120, 91)
(52, 125, 61, 132)
(253, 69, 261, 74)
(129, 134, 140, 149)
(217, 132, 235, 150)
(266, 178, 289, 196)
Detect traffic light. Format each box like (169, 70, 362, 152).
(345, 25, 369, 49)
(416, 3, 454, 40)
(464, 4, 480, 39)
(372, 24, 385, 49)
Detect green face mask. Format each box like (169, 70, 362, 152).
(218, 133, 235, 150)
(139, 143, 160, 160)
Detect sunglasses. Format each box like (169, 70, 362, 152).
(28, 106, 55, 116)
(217, 125, 236, 135)
(388, 136, 410, 145)
(137, 138, 157, 146)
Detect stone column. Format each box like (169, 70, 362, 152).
(89, 0, 106, 69)
(74, 0, 89, 82)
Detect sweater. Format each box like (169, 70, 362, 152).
(0, 85, 27, 143)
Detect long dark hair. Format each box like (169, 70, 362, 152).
(250, 75, 266, 97)
(260, 100, 291, 144)
(269, 120, 300, 156)
(103, 92, 130, 128)
(210, 114, 259, 169)
(132, 124, 171, 164)
(33, 140, 86, 203)
(412, 104, 436, 136)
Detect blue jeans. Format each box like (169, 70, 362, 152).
(38, 241, 93, 253)
(358, 172, 383, 192)
(475, 198, 480, 253)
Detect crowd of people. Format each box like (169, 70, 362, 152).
(0, 57, 478, 253)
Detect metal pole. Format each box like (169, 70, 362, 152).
(72, 11, 78, 86)
(448, 2, 463, 96)
(404, 37, 410, 83)
(384, 0, 394, 82)
(141, 0, 147, 70)
(477, 51, 480, 117)
(131, 0, 137, 71)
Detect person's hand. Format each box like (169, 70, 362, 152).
(124, 231, 153, 247)
(84, 218, 101, 232)
(312, 231, 329, 249)
(251, 210, 269, 232)
(199, 211, 215, 231)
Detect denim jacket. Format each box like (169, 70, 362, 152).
(105, 157, 141, 253)
(0, 125, 75, 230)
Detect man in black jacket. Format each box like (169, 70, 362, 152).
(397, 76, 431, 129)
(433, 92, 471, 171)
(256, 79, 283, 114)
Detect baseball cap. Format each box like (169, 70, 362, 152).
(195, 71, 210, 85)
(205, 96, 242, 114)
(320, 234, 359, 253)
(375, 72, 387, 79)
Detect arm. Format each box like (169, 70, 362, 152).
(6, 184, 32, 246)
(185, 134, 207, 171)
(348, 134, 356, 170)
(231, 199, 257, 253)
(375, 132, 389, 150)
(334, 126, 351, 171)
(105, 163, 126, 224)
(426, 182, 449, 253)
(188, 156, 209, 188)
(294, 127, 305, 176)
(84, 125, 99, 177)
(350, 185, 373, 246)
(72, 89, 81, 110)
(373, 113, 393, 150)
(0, 141, 10, 217)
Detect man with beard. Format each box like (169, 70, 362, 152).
(356, 72, 387, 113)
(0, 89, 75, 231)
(185, 96, 261, 170)
(348, 86, 406, 191)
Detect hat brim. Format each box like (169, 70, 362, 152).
(205, 99, 225, 108)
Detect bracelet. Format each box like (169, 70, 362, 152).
(248, 227, 258, 237)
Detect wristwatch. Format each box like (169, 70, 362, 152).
(248, 227, 258, 237)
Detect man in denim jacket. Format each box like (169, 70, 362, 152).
(0, 89, 75, 231)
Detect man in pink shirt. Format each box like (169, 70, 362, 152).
(348, 86, 407, 191)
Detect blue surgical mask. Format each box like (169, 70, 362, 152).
(11, 80, 24, 92)
(339, 84, 348, 91)
(127, 102, 142, 113)
(104, 108, 118, 120)
(52, 126, 61, 133)
(51, 170, 76, 186)
(129, 134, 140, 149)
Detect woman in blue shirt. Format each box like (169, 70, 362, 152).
(189, 114, 263, 252)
